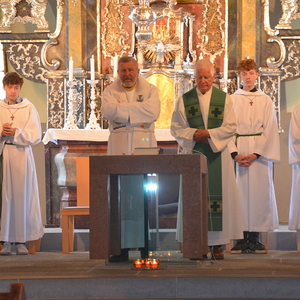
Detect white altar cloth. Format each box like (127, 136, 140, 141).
(42, 129, 175, 145)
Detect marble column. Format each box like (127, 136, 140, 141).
(238, 0, 258, 61)
(68, 0, 83, 67)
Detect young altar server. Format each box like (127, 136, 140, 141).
(101, 56, 160, 262)
(288, 102, 300, 234)
(0, 72, 44, 255)
(228, 58, 280, 254)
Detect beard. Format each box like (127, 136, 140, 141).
(121, 76, 138, 88)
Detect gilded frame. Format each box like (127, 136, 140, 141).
(133, 1, 202, 3)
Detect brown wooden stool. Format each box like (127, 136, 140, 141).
(61, 206, 90, 254)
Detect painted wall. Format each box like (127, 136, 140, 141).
(3, 0, 298, 227)
(5, 61, 48, 224)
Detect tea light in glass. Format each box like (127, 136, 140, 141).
(144, 259, 152, 268)
(151, 259, 159, 269)
(134, 259, 143, 269)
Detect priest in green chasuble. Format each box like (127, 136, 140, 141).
(171, 59, 243, 260)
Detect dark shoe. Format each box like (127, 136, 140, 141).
(108, 254, 129, 262)
(211, 246, 224, 260)
(230, 241, 248, 254)
(189, 254, 208, 261)
(108, 249, 129, 263)
(248, 241, 267, 254)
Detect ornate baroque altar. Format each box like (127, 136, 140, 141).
(0, 0, 298, 226)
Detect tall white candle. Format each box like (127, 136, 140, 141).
(113, 55, 118, 78)
(69, 57, 73, 81)
(90, 55, 95, 80)
(224, 0, 228, 82)
(224, 54, 228, 81)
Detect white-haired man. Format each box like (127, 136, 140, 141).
(171, 59, 243, 260)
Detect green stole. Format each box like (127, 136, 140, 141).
(183, 86, 226, 231)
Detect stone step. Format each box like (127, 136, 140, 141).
(6, 276, 300, 300)
(40, 226, 298, 252)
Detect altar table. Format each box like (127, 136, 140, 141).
(42, 129, 177, 227)
(89, 154, 208, 260)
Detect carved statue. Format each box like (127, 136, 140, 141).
(0, 0, 49, 32)
(30, 0, 49, 30)
(0, 1, 17, 31)
(145, 39, 180, 64)
(276, 0, 299, 29)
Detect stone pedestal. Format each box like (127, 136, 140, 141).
(89, 154, 208, 260)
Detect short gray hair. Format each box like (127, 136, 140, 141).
(194, 59, 215, 77)
(118, 56, 138, 67)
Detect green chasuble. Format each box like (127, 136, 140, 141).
(183, 86, 226, 231)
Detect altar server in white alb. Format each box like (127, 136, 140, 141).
(288, 103, 300, 232)
(101, 56, 160, 262)
(0, 72, 44, 255)
(228, 59, 280, 254)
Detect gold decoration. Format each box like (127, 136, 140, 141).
(262, 0, 279, 36)
(101, 0, 130, 58)
(147, 73, 175, 129)
(196, 0, 224, 59)
(129, 0, 157, 48)
(259, 69, 283, 133)
(0, 0, 49, 33)
(47, 76, 65, 129)
(277, 39, 300, 81)
(6, 43, 48, 83)
(131, 0, 203, 3)
(276, 0, 299, 29)
(142, 23, 180, 64)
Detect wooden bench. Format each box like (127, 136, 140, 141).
(61, 157, 90, 254)
(28, 240, 41, 254)
(61, 206, 90, 254)
(0, 282, 26, 300)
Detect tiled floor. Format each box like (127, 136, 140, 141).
(0, 250, 300, 279)
(1, 250, 300, 299)
(1, 225, 300, 299)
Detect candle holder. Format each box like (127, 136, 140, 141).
(219, 78, 231, 93)
(86, 79, 100, 130)
(64, 79, 79, 129)
(150, 259, 159, 269)
(132, 258, 161, 270)
(133, 259, 143, 269)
